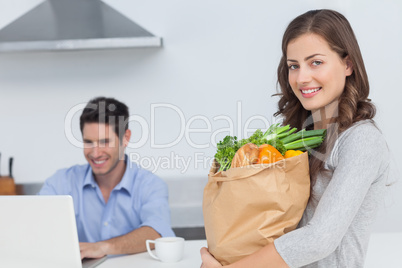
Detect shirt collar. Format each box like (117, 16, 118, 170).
(113, 155, 135, 194)
(83, 154, 135, 195)
(83, 166, 97, 188)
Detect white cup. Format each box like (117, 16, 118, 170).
(146, 237, 185, 263)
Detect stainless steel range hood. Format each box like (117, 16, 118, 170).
(0, 0, 162, 52)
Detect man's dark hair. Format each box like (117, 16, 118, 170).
(80, 97, 129, 142)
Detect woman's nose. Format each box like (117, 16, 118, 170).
(296, 67, 312, 85)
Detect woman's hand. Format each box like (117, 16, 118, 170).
(200, 247, 223, 268)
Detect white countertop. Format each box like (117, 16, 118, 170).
(98, 240, 207, 268)
(98, 232, 401, 267)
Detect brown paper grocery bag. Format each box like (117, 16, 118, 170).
(203, 152, 310, 265)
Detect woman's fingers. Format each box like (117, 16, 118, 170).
(200, 247, 223, 268)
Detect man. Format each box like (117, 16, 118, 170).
(39, 97, 174, 259)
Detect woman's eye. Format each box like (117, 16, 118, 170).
(312, 60, 323, 66)
(288, 64, 298, 70)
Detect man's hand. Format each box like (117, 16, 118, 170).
(200, 247, 223, 268)
(79, 241, 109, 260)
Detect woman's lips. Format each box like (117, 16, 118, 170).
(300, 87, 322, 98)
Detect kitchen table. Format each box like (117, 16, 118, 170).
(97, 232, 401, 267)
(98, 239, 207, 268)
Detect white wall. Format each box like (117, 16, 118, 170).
(0, 0, 401, 230)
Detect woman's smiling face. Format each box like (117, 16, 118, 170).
(286, 33, 353, 114)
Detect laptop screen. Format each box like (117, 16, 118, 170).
(0, 195, 84, 268)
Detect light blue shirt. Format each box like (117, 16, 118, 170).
(39, 156, 175, 242)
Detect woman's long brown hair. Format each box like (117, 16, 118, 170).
(274, 9, 376, 186)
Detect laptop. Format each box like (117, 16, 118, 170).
(0, 195, 106, 268)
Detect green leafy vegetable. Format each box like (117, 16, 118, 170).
(214, 124, 326, 171)
(215, 136, 240, 172)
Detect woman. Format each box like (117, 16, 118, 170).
(201, 9, 390, 268)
